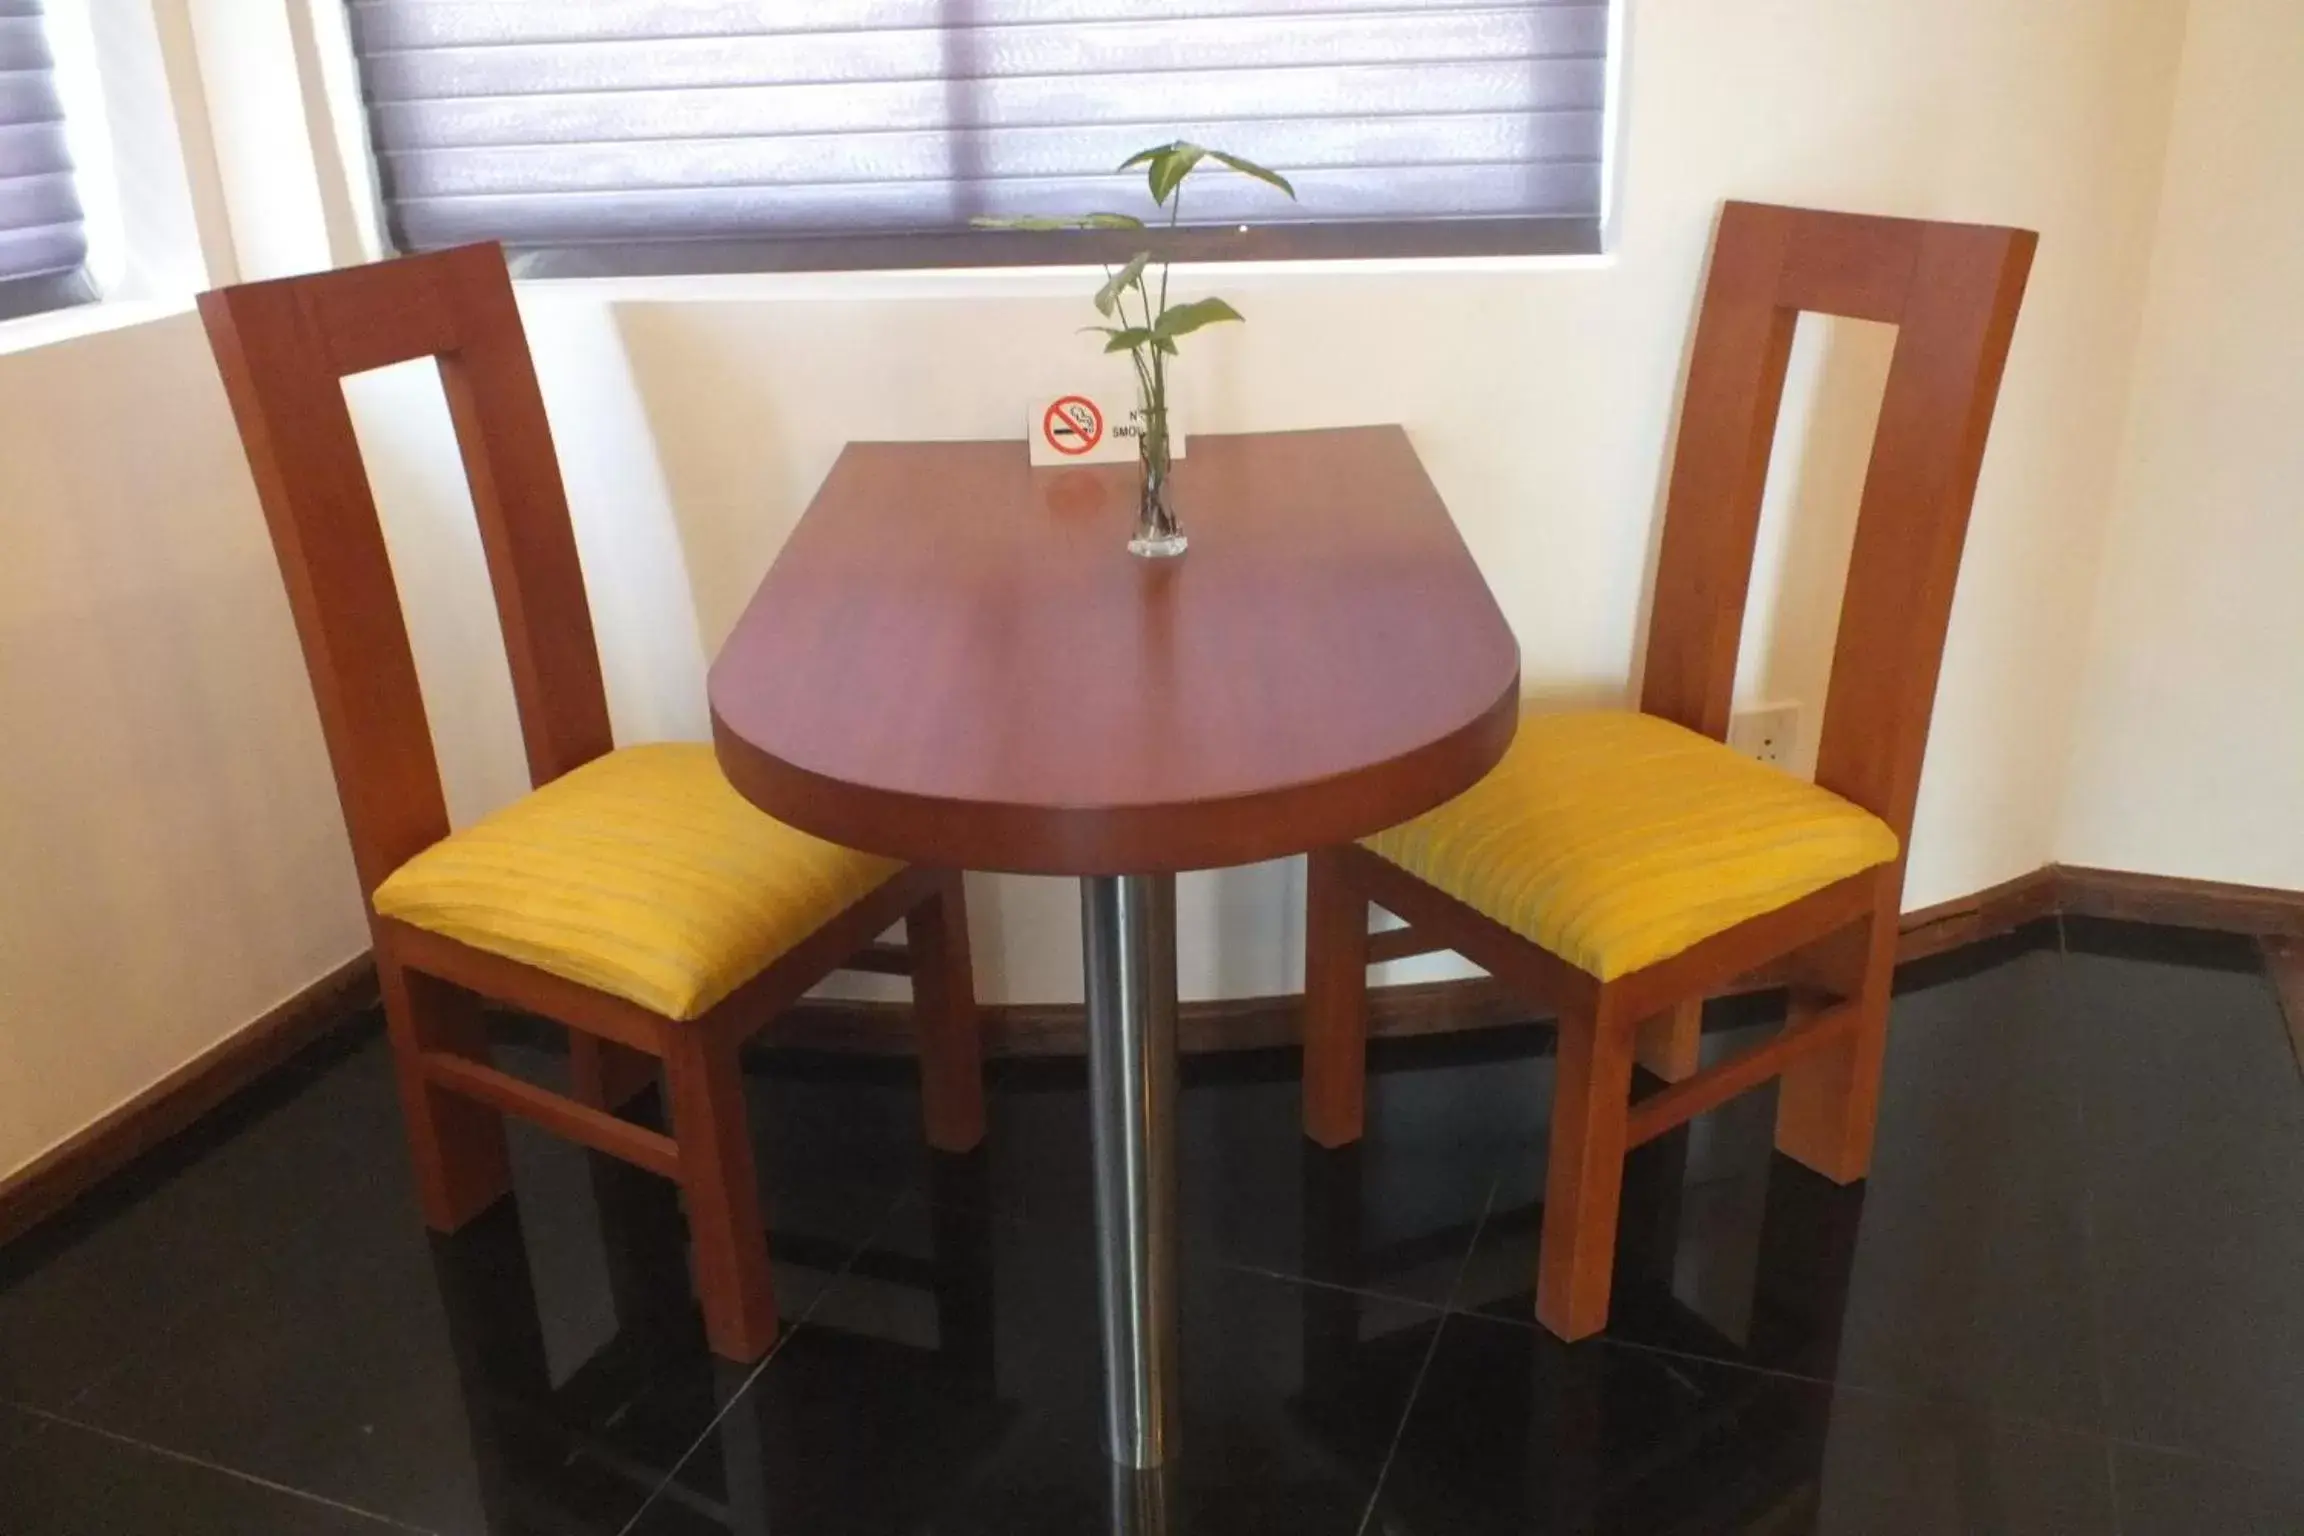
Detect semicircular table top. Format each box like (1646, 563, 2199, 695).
(709, 426, 1520, 875)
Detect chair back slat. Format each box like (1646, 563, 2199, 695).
(200, 245, 613, 894)
(1637, 211, 1802, 741)
(1640, 202, 2037, 839)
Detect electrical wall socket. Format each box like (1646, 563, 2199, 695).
(1729, 703, 1802, 769)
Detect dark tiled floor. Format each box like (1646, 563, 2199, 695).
(1, 918, 2299, 1533)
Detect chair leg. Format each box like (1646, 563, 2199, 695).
(1534, 996, 1636, 1340)
(1302, 846, 1372, 1148)
(568, 1036, 658, 1111)
(1634, 997, 1705, 1083)
(1774, 902, 1900, 1184)
(378, 957, 511, 1232)
(662, 1032, 779, 1361)
(908, 871, 985, 1153)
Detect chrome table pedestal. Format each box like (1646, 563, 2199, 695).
(1080, 874, 1181, 1469)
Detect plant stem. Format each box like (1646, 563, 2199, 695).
(1151, 344, 1168, 468)
(1159, 183, 1179, 319)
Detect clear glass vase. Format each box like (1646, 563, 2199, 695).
(1127, 397, 1187, 559)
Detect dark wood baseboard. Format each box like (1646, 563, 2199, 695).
(0, 954, 378, 1247)
(6, 861, 2299, 1247)
(770, 869, 2065, 1059)
(773, 971, 1529, 1059)
(2263, 938, 2304, 1081)
(2057, 864, 2304, 938)
(776, 862, 2302, 1060)
(1897, 867, 2063, 962)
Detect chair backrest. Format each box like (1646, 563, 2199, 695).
(1640, 201, 2037, 841)
(200, 244, 611, 895)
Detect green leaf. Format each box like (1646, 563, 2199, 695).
(1087, 325, 1176, 357)
(1116, 142, 1183, 173)
(1206, 149, 1297, 200)
(1078, 212, 1147, 229)
(1148, 143, 1207, 205)
(1152, 296, 1245, 341)
(1094, 251, 1153, 318)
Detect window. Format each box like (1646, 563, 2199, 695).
(0, 0, 92, 318)
(344, 1, 1613, 276)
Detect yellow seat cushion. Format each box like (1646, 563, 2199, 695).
(373, 743, 901, 1021)
(1363, 710, 1898, 982)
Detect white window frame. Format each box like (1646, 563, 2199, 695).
(305, 0, 1631, 295)
(1, 0, 215, 346)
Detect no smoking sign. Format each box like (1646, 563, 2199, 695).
(1043, 395, 1103, 456)
(1026, 389, 1188, 467)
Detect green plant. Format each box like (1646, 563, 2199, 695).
(978, 141, 1296, 551)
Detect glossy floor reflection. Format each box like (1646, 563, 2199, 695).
(1, 918, 2298, 1533)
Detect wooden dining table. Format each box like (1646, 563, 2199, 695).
(709, 425, 1519, 1470)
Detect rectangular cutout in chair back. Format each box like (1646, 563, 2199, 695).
(199, 246, 612, 889)
(1641, 203, 2038, 836)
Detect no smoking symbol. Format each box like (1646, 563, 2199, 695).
(1043, 395, 1104, 456)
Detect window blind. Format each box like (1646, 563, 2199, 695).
(346, 1, 1611, 274)
(0, 0, 91, 318)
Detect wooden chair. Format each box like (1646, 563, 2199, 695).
(1300, 201, 2038, 1341)
(199, 243, 984, 1362)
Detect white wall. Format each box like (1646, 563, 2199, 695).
(0, 314, 365, 1180)
(2058, 0, 2304, 888)
(0, 297, 721, 1186)
(0, 0, 2207, 1179)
